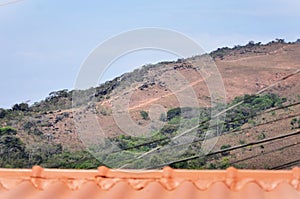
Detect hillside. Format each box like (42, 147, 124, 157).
(0, 39, 299, 169)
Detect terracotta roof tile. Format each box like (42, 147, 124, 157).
(0, 166, 300, 199)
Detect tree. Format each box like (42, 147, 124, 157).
(48, 89, 69, 99)
(247, 41, 255, 46)
(12, 103, 29, 112)
(0, 109, 6, 118)
(0, 135, 28, 167)
(275, 38, 285, 43)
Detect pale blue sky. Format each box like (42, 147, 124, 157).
(0, 0, 300, 108)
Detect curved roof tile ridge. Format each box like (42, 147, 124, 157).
(0, 166, 299, 193)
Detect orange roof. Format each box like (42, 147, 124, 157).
(0, 166, 300, 199)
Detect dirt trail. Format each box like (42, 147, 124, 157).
(128, 77, 208, 110)
(62, 46, 289, 113)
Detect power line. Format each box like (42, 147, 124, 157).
(256, 69, 300, 94)
(111, 101, 300, 154)
(118, 103, 300, 168)
(135, 114, 300, 159)
(271, 159, 300, 170)
(230, 112, 300, 134)
(111, 68, 300, 155)
(230, 141, 300, 165)
(115, 69, 300, 168)
(214, 69, 300, 117)
(147, 130, 300, 169)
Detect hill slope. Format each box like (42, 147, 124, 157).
(0, 40, 299, 169)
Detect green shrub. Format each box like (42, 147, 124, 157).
(207, 163, 217, 169)
(167, 108, 181, 120)
(220, 144, 231, 156)
(12, 103, 29, 112)
(0, 126, 17, 136)
(0, 134, 28, 168)
(291, 118, 297, 126)
(160, 124, 178, 135)
(257, 132, 266, 140)
(239, 140, 246, 145)
(0, 109, 6, 118)
(220, 157, 230, 169)
(140, 110, 149, 120)
(23, 121, 35, 130)
(221, 144, 231, 149)
(169, 116, 181, 125)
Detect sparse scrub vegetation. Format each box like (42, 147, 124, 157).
(0, 90, 294, 169)
(140, 110, 149, 120)
(239, 140, 246, 145)
(0, 39, 298, 170)
(220, 144, 231, 156)
(105, 93, 287, 169)
(290, 118, 300, 129)
(257, 132, 266, 140)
